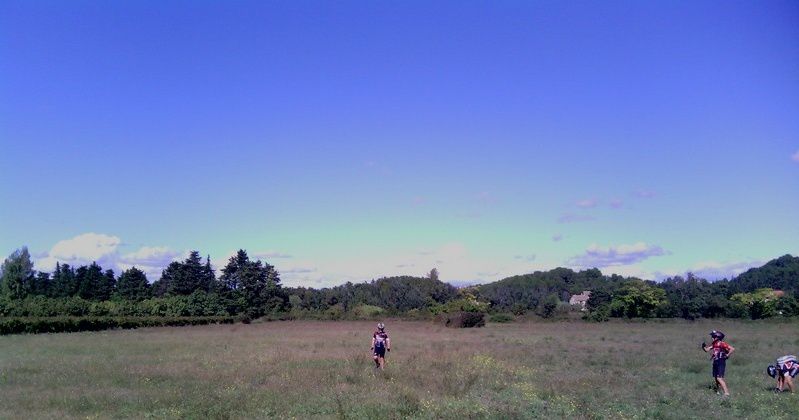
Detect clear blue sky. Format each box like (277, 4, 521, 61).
(2, 1, 798, 286)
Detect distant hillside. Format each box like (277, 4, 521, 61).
(285, 275, 458, 313)
(728, 254, 799, 294)
(476, 267, 631, 312)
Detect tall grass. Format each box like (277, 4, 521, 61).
(1, 319, 797, 418)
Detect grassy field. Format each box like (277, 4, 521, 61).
(1, 319, 798, 419)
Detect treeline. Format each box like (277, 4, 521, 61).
(284, 269, 458, 318)
(0, 248, 286, 321)
(473, 254, 799, 321)
(2, 245, 799, 329)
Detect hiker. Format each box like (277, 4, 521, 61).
(701, 330, 734, 396)
(371, 322, 391, 369)
(768, 355, 798, 393)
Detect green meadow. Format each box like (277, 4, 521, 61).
(1, 319, 798, 419)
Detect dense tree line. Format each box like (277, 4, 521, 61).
(474, 255, 799, 321)
(1, 245, 798, 322)
(0, 248, 286, 319)
(284, 270, 458, 316)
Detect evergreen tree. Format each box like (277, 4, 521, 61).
(76, 262, 105, 300)
(203, 255, 216, 292)
(220, 250, 250, 292)
(0, 247, 35, 299)
(153, 251, 208, 296)
(31, 272, 52, 296)
(174, 251, 204, 295)
(117, 267, 150, 300)
(51, 262, 78, 297)
(220, 250, 284, 317)
(96, 269, 116, 301)
(153, 261, 178, 297)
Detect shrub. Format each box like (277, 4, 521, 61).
(583, 306, 610, 322)
(535, 294, 560, 318)
(352, 304, 385, 319)
(444, 296, 490, 314)
(0, 316, 237, 335)
(325, 304, 345, 320)
(488, 313, 514, 323)
(437, 311, 485, 328)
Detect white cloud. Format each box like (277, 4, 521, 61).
(34, 233, 182, 282)
(576, 198, 598, 208)
(567, 242, 668, 269)
(36, 233, 121, 272)
(51, 233, 120, 262)
(118, 246, 183, 281)
(514, 254, 537, 262)
(792, 150, 799, 162)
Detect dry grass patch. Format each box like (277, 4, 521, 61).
(1, 319, 798, 418)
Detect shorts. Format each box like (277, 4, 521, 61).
(779, 366, 798, 378)
(373, 346, 386, 357)
(712, 359, 726, 378)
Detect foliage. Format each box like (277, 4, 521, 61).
(220, 250, 285, 318)
(488, 313, 514, 323)
(477, 267, 617, 312)
(351, 304, 385, 319)
(729, 254, 799, 294)
(285, 275, 457, 314)
(0, 316, 236, 335)
(535, 294, 561, 318)
(152, 251, 216, 296)
(116, 267, 151, 301)
(608, 280, 667, 318)
(440, 293, 490, 314)
(437, 311, 485, 328)
(1, 247, 35, 299)
(730, 288, 784, 319)
(3, 245, 799, 324)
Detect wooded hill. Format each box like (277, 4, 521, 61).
(1, 245, 797, 322)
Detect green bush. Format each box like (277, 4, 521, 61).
(0, 316, 237, 335)
(437, 311, 485, 328)
(352, 304, 385, 319)
(583, 306, 610, 322)
(325, 304, 345, 320)
(488, 313, 514, 323)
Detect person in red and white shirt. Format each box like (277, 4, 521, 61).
(702, 330, 735, 396)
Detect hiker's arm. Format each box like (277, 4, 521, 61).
(387, 336, 391, 351)
(726, 345, 735, 357)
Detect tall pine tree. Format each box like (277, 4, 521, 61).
(117, 267, 150, 300)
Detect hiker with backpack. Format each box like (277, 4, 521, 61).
(701, 330, 735, 396)
(371, 322, 391, 370)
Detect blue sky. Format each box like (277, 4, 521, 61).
(2, 1, 798, 286)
